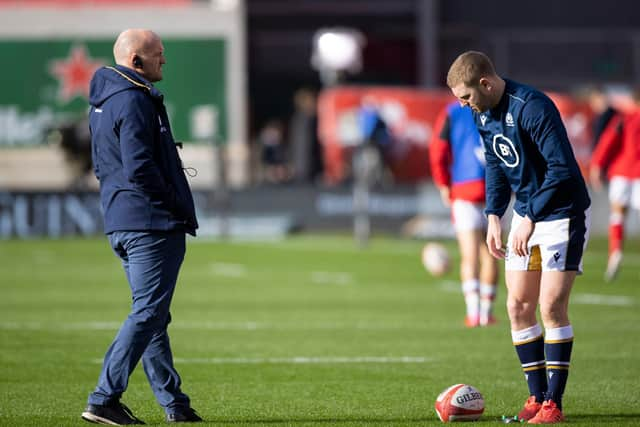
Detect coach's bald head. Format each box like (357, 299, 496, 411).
(113, 29, 165, 83)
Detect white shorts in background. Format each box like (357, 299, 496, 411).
(505, 208, 591, 273)
(609, 176, 640, 209)
(452, 200, 487, 232)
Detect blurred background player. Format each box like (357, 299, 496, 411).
(288, 88, 324, 185)
(429, 101, 498, 327)
(47, 117, 93, 190)
(586, 85, 619, 150)
(589, 88, 640, 282)
(258, 119, 290, 184)
(356, 95, 393, 187)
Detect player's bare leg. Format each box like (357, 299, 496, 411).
(479, 241, 498, 326)
(506, 270, 540, 330)
(457, 229, 481, 327)
(538, 271, 575, 329)
(605, 203, 626, 282)
(527, 271, 577, 423)
(506, 270, 546, 421)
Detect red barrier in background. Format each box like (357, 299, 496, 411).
(318, 86, 594, 185)
(318, 87, 453, 185)
(546, 92, 594, 177)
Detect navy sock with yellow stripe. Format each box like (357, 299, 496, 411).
(512, 324, 547, 403)
(544, 325, 574, 410)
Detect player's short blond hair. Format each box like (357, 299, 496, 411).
(446, 51, 497, 88)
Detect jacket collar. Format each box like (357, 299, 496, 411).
(107, 65, 163, 100)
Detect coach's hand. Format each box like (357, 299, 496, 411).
(486, 214, 505, 259)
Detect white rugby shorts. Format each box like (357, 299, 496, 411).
(505, 208, 591, 273)
(609, 176, 640, 209)
(452, 199, 487, 232)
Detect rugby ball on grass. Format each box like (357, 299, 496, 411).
(435, 383, 484, 422)
(421, 242, 451, 277)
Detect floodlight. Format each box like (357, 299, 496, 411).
(311, 28, 364, 85)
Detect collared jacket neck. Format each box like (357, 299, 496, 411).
(89, 65, 162, 107)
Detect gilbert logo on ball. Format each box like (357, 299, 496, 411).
(421, 242, 450, 276)
(435, 383, 484, 422)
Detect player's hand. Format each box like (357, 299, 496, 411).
(589, 166, 603, 192)
(438, 186, 451, 207)
(486, 214, 505, 259)
(511, 216, 534, 257)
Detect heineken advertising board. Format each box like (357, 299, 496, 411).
(0, 38, 226, 147)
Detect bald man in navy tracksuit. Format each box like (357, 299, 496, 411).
(447, 51, 590, 424)
(82, 29, 201, 425)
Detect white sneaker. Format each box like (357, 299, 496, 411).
(604, 250, 623, 282)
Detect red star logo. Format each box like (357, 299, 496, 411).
(49, 44, 105, 103)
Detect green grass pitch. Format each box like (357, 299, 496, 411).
(1, 234, 639, 426)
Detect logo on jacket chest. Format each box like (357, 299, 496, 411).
(492, 134, 519, 168)
(505, 112, 515, 127)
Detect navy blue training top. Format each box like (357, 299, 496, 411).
(472, 79, 590, 222)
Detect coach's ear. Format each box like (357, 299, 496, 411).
(479, 77, 492, 91)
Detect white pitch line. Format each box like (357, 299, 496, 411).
(128, 356, 429, 365)
(572, 293, 635, 306)
(209, 262, 247, 278)
(0, 321, 122, 330)
(310, 271, 353, 285)
(0, 321, 440, 331)
(437, 280, 461, 293)
(1, 290, 634, 333)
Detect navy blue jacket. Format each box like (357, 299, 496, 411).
(89, 65, 198, 235)
(473, 79, 590, 222)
